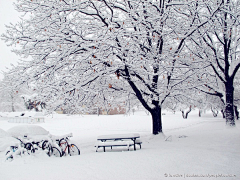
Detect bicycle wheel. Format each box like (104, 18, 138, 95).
(25, 143, 35, 154)
(6, 150, 13, 161)
(5, 146, 19, 161)
(59, 139, 69, 156)
(42, 140, 49, 150)
(51, 147, 62, 157)
(69, 144, 80, 156)
(42, 140, 52, 156)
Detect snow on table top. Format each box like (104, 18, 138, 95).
(96, 140, 134, 146)
(97, 133, 140, 140)
(7, 125, 49, 138)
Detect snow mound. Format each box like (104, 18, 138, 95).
(7, 125, 49, 137)
(0, 137, 19, 152)
(0, 128, 20, 152)
(0, 128, 10, 138)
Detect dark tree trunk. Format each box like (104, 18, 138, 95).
(124, 66, 163, 135)
(150, 104, 162, 135)
(225, 81, 235, 126)
(181, 106, 192, 119)
(211, 107, 218, 117)
(234, 105, 239, 120)
(221, 109, 226, 119)
(199, 110, 202, 117)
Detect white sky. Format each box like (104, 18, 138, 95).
(0, 0, 20, 80)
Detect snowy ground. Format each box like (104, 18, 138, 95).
(0, 110, 239, 180)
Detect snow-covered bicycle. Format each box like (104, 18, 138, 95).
(31, 138, 62, 157)
(53, 133, 80, 156)
(5, 136, 35, 161)
(40, 140, 62, 157)
(5, 125, 79, 160)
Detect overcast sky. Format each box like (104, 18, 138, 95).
(0, 0, 20, 80)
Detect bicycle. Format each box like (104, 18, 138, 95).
(55, 134, 80, 156)
(5, 136, 34, 161)
(29, 135, 62, 157)
(5, 145, 22, 161)
(41, 140, 62, 157)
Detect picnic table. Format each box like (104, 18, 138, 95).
(96, 133, 142, 152)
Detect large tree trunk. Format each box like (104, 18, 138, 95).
(124, 66, 163, 135)
(225, 81, 235, 126)
(150, 105, 162, 135)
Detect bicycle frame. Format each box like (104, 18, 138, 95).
(59, 138, 70, 155)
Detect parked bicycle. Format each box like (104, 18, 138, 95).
(29, 135, 62, 157)
(5, 129, 80, 161)
(54, 133, 80, 156)
(41, 140, 62, 157)
(5, 136, 35, 161)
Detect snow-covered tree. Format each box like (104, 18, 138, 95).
(187, 0, 240, 126)
(233, 72, 240, 119)
(1, 0, 217, 134)
(0, 73, 25, 112)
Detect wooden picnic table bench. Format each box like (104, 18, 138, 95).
(95, 133, 142, 152)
